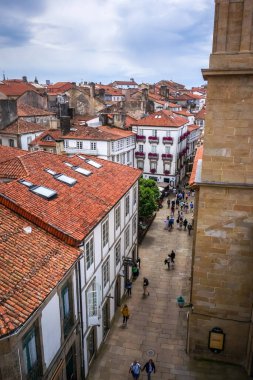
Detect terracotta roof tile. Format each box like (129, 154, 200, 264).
(189, 146, 203, 186)
(135, 110, 188, 128)
(187, 124, 201, 132)
(195, 107, 206, 120)
(0, 151, 141, 245)
(0, 204, 80, 336)
(17, 104, 56, 117)
(0, 80, 38, 97)
(0, 146, 27, 164)
(1, 119, 49, 135)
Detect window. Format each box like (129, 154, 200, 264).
(62, 283, 74, 338)
(151, 145, 157, 153)
(127, 151, 130, 162)
(64, 140, 69, 149)
(150, 162, 157, 170)
(133, 186, 137, 206)
(139, 129, 144, 136)
(166, 131, 171, 137)
(133, 214, 137, 236)
(115, 239, 121, 265)
(86, 237, 94, 270)
(103, 260, 110, 288)
(165, 145, 171, 154)
(77, 141, 83, 149)
(23, 327, 40, 378)
(152, 130, 157, 137)
(0, 139, 2, 145)
(125, 195, 130, 217)
(9, 139, 14, 147)
(87, 282, 98, 326)
(27, 136, 32, 145)
(90, 142, 97, 151)
(138, 145, 143, 152)
(125, 226, 130, 249)
(115, 205, 121, 230)
(102, 220, 109, 248)
(137, 160, 144, 169)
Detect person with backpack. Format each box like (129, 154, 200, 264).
(125, 279, 132, 296)
(143, 277, 149, 296)
(129, 360, 142, 379)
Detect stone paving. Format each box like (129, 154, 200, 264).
(87, 196, 250, 380)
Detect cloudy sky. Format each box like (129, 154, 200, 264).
(0, 0, 214, 87)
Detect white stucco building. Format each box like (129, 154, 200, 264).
(132, 110, 189, 186)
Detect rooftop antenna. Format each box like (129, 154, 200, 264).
(2, 71, 6, 81)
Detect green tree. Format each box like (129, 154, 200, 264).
(139, 178, 159, 222)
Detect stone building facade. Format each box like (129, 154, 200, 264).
(188, 0, 253, 376)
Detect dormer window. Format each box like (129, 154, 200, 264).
(78, 156, 102, 168)
(19, 179, 33, 188)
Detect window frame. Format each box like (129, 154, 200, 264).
(115, 239, 121, 266)
(125, 225, 130, 249)
(85, 236, 94, 270)
(125, 194, 130, 217)
(115, 205, 121, 231)
(102, 219, 109, 248)
(102, 259, 110, 288)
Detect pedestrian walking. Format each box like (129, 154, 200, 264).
(187, 223, 192, 236)
(168, 216, 174, 231)
(125, 279, 132, 296)
(164, 255, 171, 269)
(121, 304, 130, 326)
(169, 250, 176, 263)
(171, 205, 175, 215)
(143, 277, 149, 296)
(129, 360, 141, 379)
(142, 359, 156, 380)
(179, 218, 183, 230)
(167, 198, 170, 208)
(190, 201, 194, 213)
(183, 218, 188, 230)
(132, 263, 139, 278)
(136, 257, 141, 268)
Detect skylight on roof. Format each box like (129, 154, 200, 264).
(19, 179, 33, 188)
(78, 155, 102, 168)
(45, 168, 56, 175)
(73, 166, 92, 176)
(64, 162, 73, 167)
(30, 185, 57, 200)
(55, 174, 77, 186)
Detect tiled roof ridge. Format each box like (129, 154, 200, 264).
(0, 193, 81, 247)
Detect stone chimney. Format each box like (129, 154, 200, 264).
(60, 116, 71, 135)
(89, 82, 95, 98)
(0, 100, 17, 130)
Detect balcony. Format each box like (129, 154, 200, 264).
(148, 136, 159, 144)
(163, 136, 173, 145)
(136, 135, 146, 143)
(150, 168, 157, 174)
(164, 170, 170, 176)
(162, 153, 173, 161)
(148, 152, 159, 160)
(135, 151, 146, 159)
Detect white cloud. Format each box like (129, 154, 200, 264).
(0, 0, 214, 86)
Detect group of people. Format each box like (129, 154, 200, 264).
(164, 249, 176, 270)
(129, 359, 156, 380)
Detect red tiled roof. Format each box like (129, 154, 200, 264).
(47, 82, 74, 94)
(96, 85, 123, 97)
(187, 124, 201, 132)
(174, 110, 193, 117)
(189, 146, 203, 186)
(98, 126, 134, 138)
(135, 110, 188, 128)
(29, 129, 62, 147)
(125, 115, 138, 129)
(0, 151, 141, 245)
(195, 107, 206, 120)
(0, 80, 38, 97)
(0, 204, 80, 336)
(0, 146, 27, 164)
(17, 104, 55, 117)
(1, 119, 48, 135)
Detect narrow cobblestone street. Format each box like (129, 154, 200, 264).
(87, 196, 250, 380)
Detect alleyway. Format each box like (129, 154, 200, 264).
(87, 195, 250, 380)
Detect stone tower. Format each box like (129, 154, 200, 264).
(188, 0, 253, 375)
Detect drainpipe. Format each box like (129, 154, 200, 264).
(76, 259, 85, 378)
